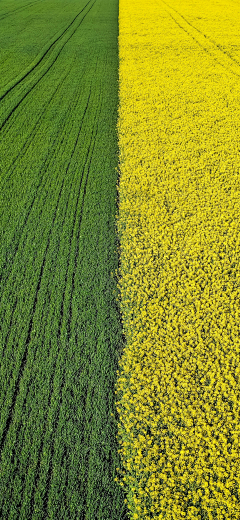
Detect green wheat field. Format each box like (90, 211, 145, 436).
(0, 0, 128, 518)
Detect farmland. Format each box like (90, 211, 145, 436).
(116, 0, 240, 519)
(2, 0, 240, 518)
(0, 0, 128, 518)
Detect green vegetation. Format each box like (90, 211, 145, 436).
(0, 0, 128, 518)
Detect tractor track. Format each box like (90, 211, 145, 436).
(0, 0, 96, 133)
(0, 0, 42, 21)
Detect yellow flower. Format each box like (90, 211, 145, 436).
(115, 0, 240, 517)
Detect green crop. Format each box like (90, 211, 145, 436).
(0, 0, 128, 518)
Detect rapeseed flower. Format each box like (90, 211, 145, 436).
(115, 0, 240, 518)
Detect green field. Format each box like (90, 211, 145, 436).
(0, 0, 128, 518)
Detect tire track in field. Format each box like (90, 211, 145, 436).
(0, 81, 88, 367)
(0, 128, 90, 427)
(42, 85, 103, 519)
(24, 71, 102, 517)
(0, 58, 86, 298)
(0, 168, 63, 355)
(30, 81, 93, 410)
(5, 147, 79, 516)
(0, 57, 74, 189)
(0, 0, 93, 101)
(0, 298, 18, 359)
(0, 142, 68, 354)
(0, 111, 83, 430)
(0, 65, 98, 470)
(0, 138, 81, 515)
(61, 79, 104, 517)
(0, 60, 77, 291)
(0, 172, 67, 455)
(0, 0, 42, 21)
(0, 0, 96, 133)
(161, 0, 240, 78)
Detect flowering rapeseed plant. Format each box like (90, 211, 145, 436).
(115, 0, 240, 518)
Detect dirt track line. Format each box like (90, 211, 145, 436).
(0, 89, 92, 402)
(0, 143, 80, 509)
(43, 98, 103, 520)
(42, 84, 93, 414)
(66, 70, 101, 346)
(26, 166, 80, 518)
(161, 0, 240, 78)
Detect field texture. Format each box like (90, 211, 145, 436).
(116, 0, 240, 518)
(0, 0, 128, 519)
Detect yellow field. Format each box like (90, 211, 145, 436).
(115, 0, 240, 518)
